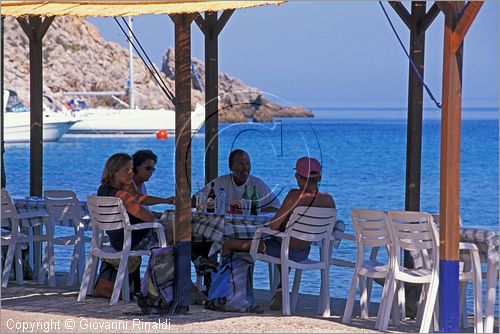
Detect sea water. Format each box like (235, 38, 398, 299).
(3, 114, 498, 311)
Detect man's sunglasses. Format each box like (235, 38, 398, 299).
(144, 165, 156, 172)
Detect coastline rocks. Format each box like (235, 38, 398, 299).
(3, 16, 313, 122)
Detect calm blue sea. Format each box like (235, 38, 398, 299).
(3, 113, 498, 311)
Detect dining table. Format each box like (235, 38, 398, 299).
(460, 226, 499, 333)
(160, 209, 346, 258)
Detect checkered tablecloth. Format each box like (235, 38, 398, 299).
(460, 226, 499, 266)
(12, 197, 89, 227)
(160, 210, 346, 257)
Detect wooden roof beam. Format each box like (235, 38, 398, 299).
(417, 2, 441, 34)
(451, 1, 483, 53)
(389, 1, 413, 30)
(195, 9, 234, 36)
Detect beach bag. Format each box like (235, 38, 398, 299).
(136, 246, 175, 314)
(205, 252, 257, 313)
(93, 260, 141, 299)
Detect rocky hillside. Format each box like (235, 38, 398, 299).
(3, 16, 313, 122)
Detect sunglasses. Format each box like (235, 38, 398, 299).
(144, 165, 156, 172)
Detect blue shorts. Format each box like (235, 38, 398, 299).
(264, 237, 311, 262)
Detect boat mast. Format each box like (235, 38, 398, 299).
(128, 16, 134, 109)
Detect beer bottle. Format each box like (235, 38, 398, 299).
(242, 185, 250, 214)
(206, 182, 216, 213)
(250, 185, 260, 215)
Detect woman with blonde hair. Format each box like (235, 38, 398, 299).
(98, 152, 156, 251)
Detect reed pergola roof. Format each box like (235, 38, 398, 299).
(1, 0, 284, 17)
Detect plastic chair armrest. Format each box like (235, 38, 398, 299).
(127, 222, 164, 230)
(333, 231, 355, 242)
(257, 226, 288, 238)
(16, 211, 49, 220)
(459, 242, 479, 252)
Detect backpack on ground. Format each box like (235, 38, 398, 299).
(205, 252, 261, 313)
(136, 246, 175, 314)
(93, 259, 141, 299)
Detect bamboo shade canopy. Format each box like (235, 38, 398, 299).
(1, 1, 284, 17)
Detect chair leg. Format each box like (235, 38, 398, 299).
(28, 228, 34, 270)
(291, 269, 302, 314)
(419, 277, 439, 333)
(484, 262, 497, 334)
(67, 237, 82, 286)
(14, 242, 23, 285)
(366, 277, 373, 306)
(391, 281, 405, 326)
(416, 283, 428, 327)
(359, 276, 368, 319)
(111, 256, 129, 305)
(47, 241, 56, 287)
(38, 240, 55, 287)
(77, 240, 86, 285)
(459, 281, 468, 329)
(77, 254, 97, 302)
(268, 263, 275, 295)
(375, 273, 391, 329)
(432, 297, 439, 333)
(320, 265, 330, 317)
(342, 273, 359, 324)
(471, 269, 483, 333)
(2, 243, 16, 288)
(281, 263, 291, 315)
(377, 276, 397, 332)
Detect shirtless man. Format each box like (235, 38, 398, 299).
(221, 156, 335, 310)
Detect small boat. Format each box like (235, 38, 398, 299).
(67, 102, 206, 135)
(3, 90, 78, 143)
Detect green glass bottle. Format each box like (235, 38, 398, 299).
(250, 185, 259, 215)
(242, 185, 250, 214)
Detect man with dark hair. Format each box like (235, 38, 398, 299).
(192, 149, 281, 295)
(198, 148, 281, 212)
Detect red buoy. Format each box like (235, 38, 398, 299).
(156, 129, 168, 140)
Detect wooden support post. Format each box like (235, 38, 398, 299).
(170, 13, 196, 312)
(196, 10, 233, 184)
(203, 12, 219, 184)
(437, 1, 481, 332)
(405, 1, 426, 213)
(16, 16, 54, 197)
(400, 3, 428, 313)
(1, 15, 5, 188)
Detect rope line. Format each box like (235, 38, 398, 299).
(379, 2, 442, 109)
(114, 17, 183, 110)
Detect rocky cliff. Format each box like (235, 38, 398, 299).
(3, 16, 313, 122)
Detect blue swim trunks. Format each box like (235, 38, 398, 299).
(263, 237, 311, 262)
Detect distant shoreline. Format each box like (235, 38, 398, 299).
(307, 107, 498, 121)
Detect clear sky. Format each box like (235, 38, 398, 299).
(89, 1, 499, 110)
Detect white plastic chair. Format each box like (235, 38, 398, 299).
(342, 209, 392, 327)
(77, 196, 166, 305)
(40, 190, 90, 287)
(380, 211, 439, 333)
(249, 206, 336, 316)
(431, 214, 483, 333)
(1, 189, 50, 287)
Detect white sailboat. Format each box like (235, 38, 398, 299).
(68, 102, 205, 135)
(3, 90, 78, 143)
(67, 17, 206, 135)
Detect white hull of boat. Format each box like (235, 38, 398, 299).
(4, 112, 77, 143)
(3, 90, 77, 143)
(68, 103, 206, 134)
